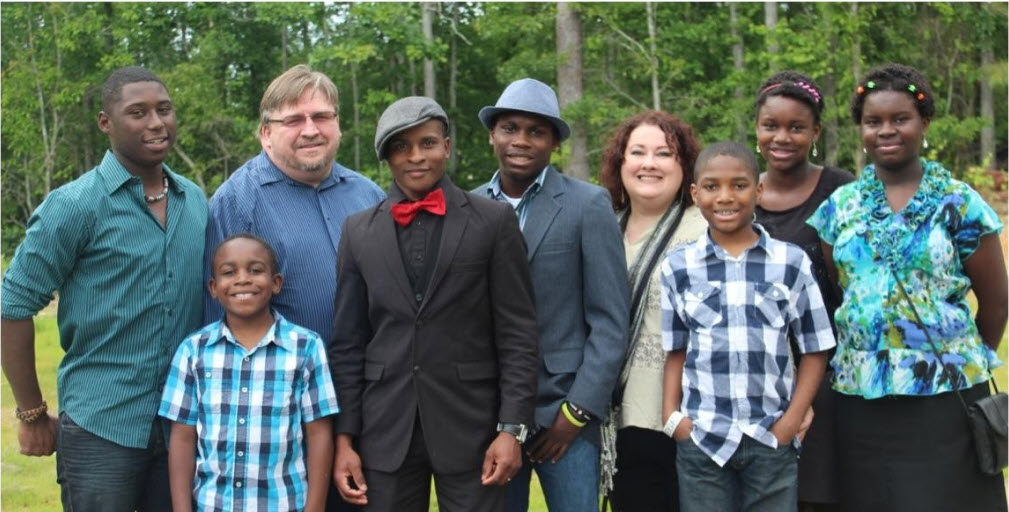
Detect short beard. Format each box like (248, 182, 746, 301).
(282, 142, 339, 175)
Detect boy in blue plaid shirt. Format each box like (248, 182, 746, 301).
(660, 142, 835, 512)
(159, 234, 339, 511)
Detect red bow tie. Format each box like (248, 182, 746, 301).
(390, 188, 447, 226)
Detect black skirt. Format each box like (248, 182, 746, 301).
(835, 382, 1007, 512)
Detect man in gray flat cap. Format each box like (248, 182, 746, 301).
(474, 78, 630, 512)
(329, 96, 539, 512)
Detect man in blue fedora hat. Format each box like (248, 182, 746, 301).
(474, 78, 630, 511)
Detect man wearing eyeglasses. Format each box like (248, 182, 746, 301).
(204, 63, 384, 367)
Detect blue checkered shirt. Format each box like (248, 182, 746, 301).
(159, 312, 339, 511)
(485, 167, 548, 229)
(660, 225, 835, 466)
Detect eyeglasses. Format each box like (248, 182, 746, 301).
(266, 111, 338, 129)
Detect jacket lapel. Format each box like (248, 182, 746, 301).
(374, 201, 417, 309)
(521, 166, 563, 260)
(420, 183, 469, 313)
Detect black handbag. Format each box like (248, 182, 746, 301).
(891, 271, 1008, 476)
(964, 381, 1008, 475)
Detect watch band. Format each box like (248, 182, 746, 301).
(496, 422, 528, 444)
(662, 411, 686, 438)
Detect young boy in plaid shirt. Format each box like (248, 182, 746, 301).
(660, 142, 835, 512)
(159, 234, 339, 511)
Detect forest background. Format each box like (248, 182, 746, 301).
(1, 2, 1008, 510)
(2, 2, 1008, 255)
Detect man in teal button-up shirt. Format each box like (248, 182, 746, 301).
(1, 66, 206, 511)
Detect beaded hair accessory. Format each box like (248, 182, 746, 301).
(795, 81, 821, 104)
(760, 81, 821, 104)
(855, 80, 926, 101)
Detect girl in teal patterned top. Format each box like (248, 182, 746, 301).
(808, 63, 1007, 512)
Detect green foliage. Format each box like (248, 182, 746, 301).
(3, 2, 1007, 257)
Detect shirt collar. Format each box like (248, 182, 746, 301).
(256, 150, 346, 190)
(97, 149, 185, 197)
(209, 310, 293, 351)
(700, 222, 771, 260)
(486, 165, 549, 201)
(388, 173, 451, 204)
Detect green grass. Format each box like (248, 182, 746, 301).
(1, 309, 62, 510)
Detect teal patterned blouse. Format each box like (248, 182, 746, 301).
(808, 159, 1003, 399)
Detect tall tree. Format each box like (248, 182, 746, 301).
(556, 2, 588, 180)
(422, 2, 437, 98)
(764, 2, 779, 71)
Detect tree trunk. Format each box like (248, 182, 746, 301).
(352, 61, 361, 171)
(422, 2, 437, 98)
(646, 2, 660, 110)
(821, 6, 840, 166)
(408, 58, 417, 96)
(556, 2, 589, 181)
(850, 3, 865, 173)
(730, 3, 746, 143)
(764, 2, 779, 71)
(980, 46, 995, 169)
(449, 2, 459, 175)
(281, 26, 288, 71)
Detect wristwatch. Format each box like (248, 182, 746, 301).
(496, 422, 528, 443)
(662, 411, 686, 438)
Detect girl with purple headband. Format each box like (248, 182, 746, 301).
(753, 70, 855, 512)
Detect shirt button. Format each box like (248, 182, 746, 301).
(415, 293, 423, 302)
(205, 372, 212, 378)
(413, 365, 420, 373)
(243, 357, 250, 363)
(241, 387, 248, 393)
(237, 451, 244, 457)
(239, 418, 246, 425)
(235, 482, 242, 488)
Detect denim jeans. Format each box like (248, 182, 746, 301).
(505, 434, 599, 512)
(56, 413, 171, 512)
(676, 435, 798, 512)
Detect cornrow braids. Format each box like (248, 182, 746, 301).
(851, 63, 935, 124)
(754, 71, 825, 124)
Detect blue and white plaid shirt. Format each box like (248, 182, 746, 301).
(159, 312, 339, 511)
(485, 167, 548, 230)
(661, 225, 835, 467)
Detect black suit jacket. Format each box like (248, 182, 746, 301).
(329, 179, 539, 474)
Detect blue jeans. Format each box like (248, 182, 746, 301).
(506, 434, 599, 512)
(677, 435, 798, 512)
(56, 413, 171, 512)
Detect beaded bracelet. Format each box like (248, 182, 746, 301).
(15, 401, 48, 423)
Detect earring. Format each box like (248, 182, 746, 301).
(755, 144, 761, 154)
(923, 138, 929, 149)
(862, 147, 867, 154)
(812, 143, 818, 158)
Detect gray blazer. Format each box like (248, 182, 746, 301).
(475, 166, 630, 444)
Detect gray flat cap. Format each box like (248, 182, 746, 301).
(374, 96, 449, 159)
(478, 78, 571, 142)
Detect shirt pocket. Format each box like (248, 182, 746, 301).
(752, 282, 789, 329)
(682, 282, 723, 330)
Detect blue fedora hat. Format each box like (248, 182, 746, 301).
(478, 78, 571, 142)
